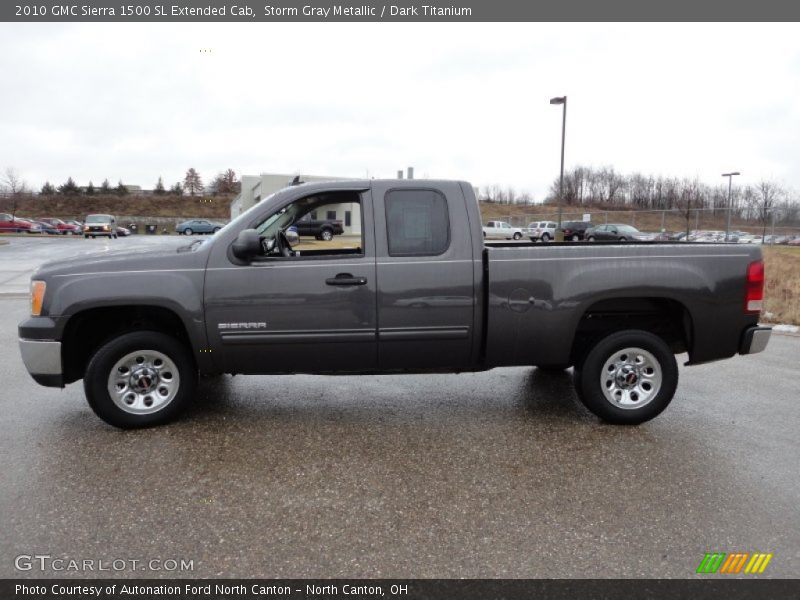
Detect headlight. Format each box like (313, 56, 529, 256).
(31, 280, 46, 316)
(84, 225, 90, 231)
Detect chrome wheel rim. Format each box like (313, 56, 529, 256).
(600, 347, 662, 409)
(107, 350, 180, 414)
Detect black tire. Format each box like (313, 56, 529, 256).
(571, 234, 580, 241)
(320, 228, 333, 241)
(587, 236, 596, 242)
(513, 232, 522, 240)
(541, 233, 551, 242)
(185, 228, 193, 236)
(84, 331, 197, 429)
(213, 227, 221, 233)
(574, 329, 678, 425)
(84, 235, 89, 239)
(619, 237, 627, 242)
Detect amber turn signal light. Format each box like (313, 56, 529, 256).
(31, 280, 46, 316)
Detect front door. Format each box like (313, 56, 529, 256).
(204, 189, 377, 374)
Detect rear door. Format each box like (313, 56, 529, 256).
(372, 182, 475, 371)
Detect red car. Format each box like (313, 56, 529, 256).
(37, 218, 81, 235)
(0, 213, 42, 233)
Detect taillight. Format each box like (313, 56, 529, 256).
(745, 260, 764, 314)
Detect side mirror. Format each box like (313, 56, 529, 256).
(232, 229, 261, 261)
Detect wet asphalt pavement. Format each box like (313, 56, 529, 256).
(0, 236, 798, 579)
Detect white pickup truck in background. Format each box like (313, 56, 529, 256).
(482, 220, 524, 240)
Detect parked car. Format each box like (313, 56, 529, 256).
(737, 235, 761, 245)
(83, 214, 117, 239)
(66, 219, 83, 229)
(116, 226, 131, 237)
(176, 219, 225, 235)
(561, 221, 594, 241)
(293, 216, 344, 241)
(528, 221, 558, 242)
(37, 218, 81, 235)
(585, 224, 651, 242)
(0, 213, 42, 233)
(787, 237, 800, 246)
(482, 220, 524, 240)
(32, 220, 61, 235)
(18, 178, 770, 429)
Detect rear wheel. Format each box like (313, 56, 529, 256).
(587, 236, 596, 242)
(571, 234, 580, 241)
(84, 331, 197, 428)
(541, 233, 551, 242)
(184, 228, 193, 236)
(320, 228, 334, 241)
(574, 330, 678, 425)
(213, 227, 221, 233)
(619, 237, 627, 242)
(513, 232, 522, 240)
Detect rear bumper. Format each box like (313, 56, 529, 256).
(739, 326, 772, 355)
(19, 339, 63, 387)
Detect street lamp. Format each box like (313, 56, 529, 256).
(550, 96, 567, 236)
(722, 171, 740, 242)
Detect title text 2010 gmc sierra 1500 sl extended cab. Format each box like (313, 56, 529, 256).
(18, 179, 771, 428)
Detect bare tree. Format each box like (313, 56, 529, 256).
(2, 167, 27, 195)
(749, 181, 784, 241)
(209, 168, 239, 195)
(2, 168, 28, 218)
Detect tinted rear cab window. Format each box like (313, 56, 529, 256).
(385, 189, 450, 256)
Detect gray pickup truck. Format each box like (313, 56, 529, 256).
(18, 179, 771, 428)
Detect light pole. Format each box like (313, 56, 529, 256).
(722, 171, 740, 242)
(550, 96, 567, 238)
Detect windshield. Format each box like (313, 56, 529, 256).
(86, 215, 112, 223)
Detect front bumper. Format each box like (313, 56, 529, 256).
(739, 326, 772, 355)
(19, 339, 63, 387)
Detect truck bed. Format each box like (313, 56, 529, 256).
(483, 242, 762, 368)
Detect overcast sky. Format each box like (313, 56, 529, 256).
(1, 22, 798, 199)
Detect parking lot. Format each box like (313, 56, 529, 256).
(0, 236, 798, 578)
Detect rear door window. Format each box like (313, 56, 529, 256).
(385, 189, 450, 256)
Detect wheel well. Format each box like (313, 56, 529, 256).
(62, 306, 192, 384)
(570, 297, 692, 366)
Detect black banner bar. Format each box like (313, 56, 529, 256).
(4, 1, 800, 22)
(2, 579, 800, 600)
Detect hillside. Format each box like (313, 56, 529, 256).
(0, 194, 234, 220)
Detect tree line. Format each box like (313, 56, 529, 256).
(477, 165, 799, 228)
(540, 165, 798, 225)
(1, 167, 241, 198)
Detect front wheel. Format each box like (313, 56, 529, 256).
(84, 331, 197, 428)
(571, 234, 580, 241)
(574, 330, 678, 425)
(587, 236, 596, 242)
(541, 233, 551, 242)
(513, 232, 522, 240)
(320, 228, 334, 241)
